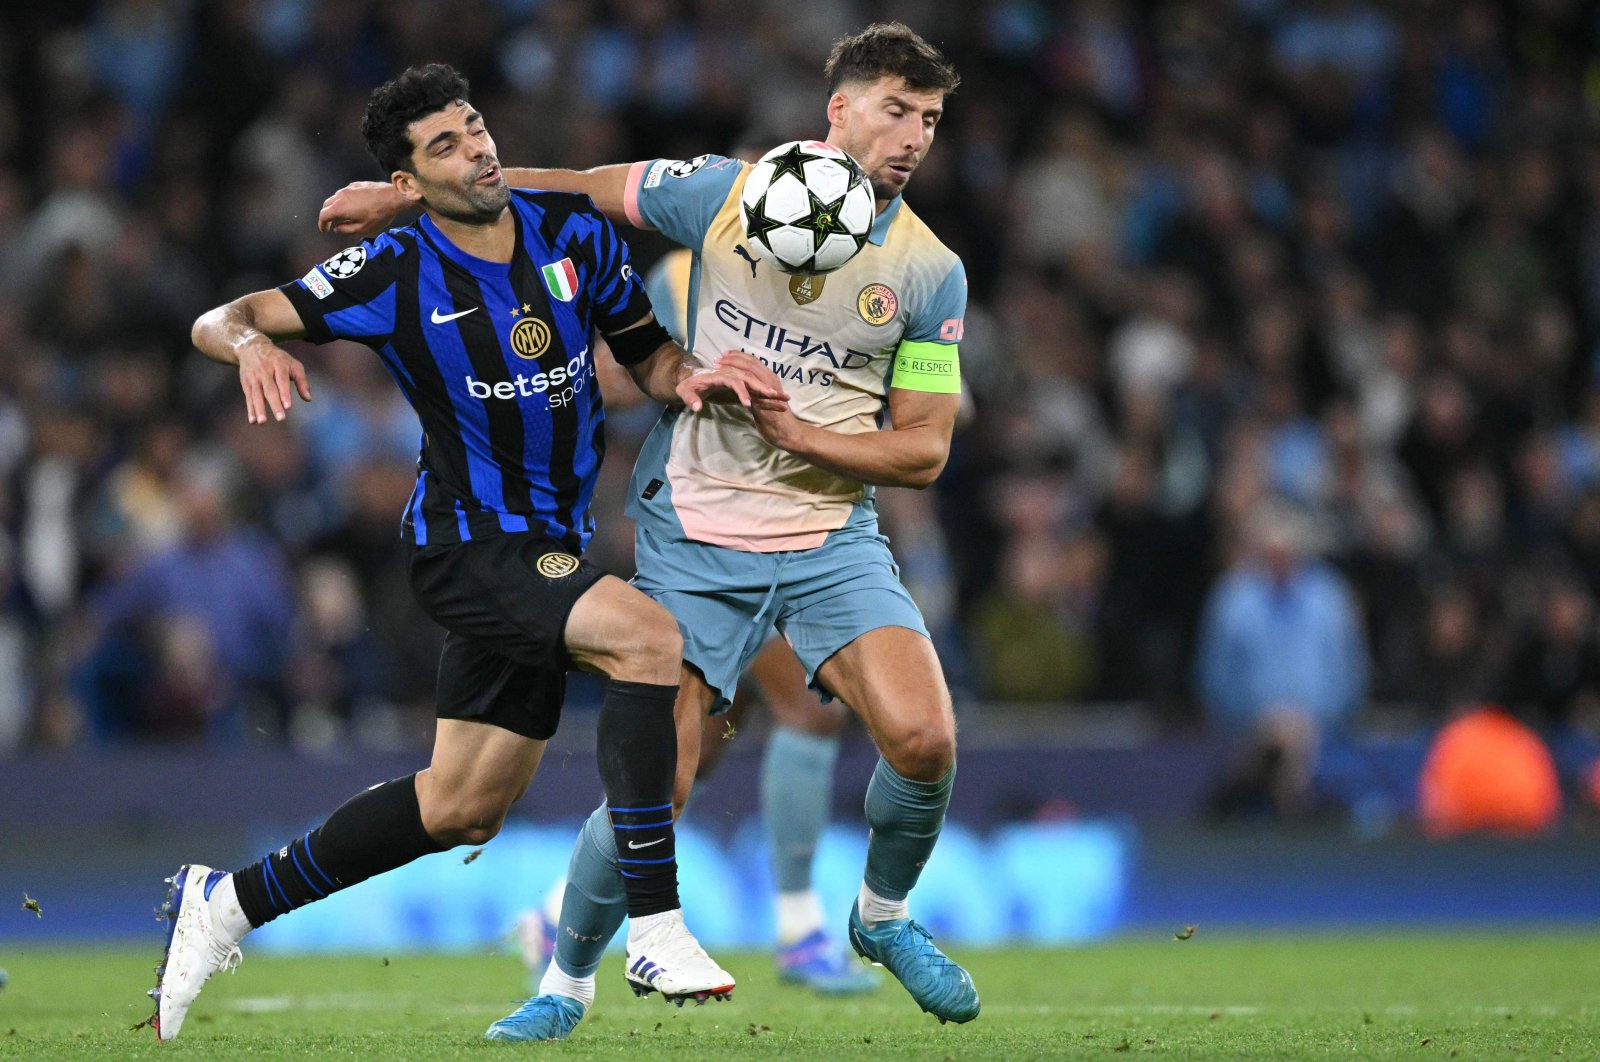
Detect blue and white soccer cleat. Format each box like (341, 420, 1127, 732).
(484, 994, 587, 1042)
(847, 901, 979, 1024)
(512, 907, 558, 986)
(777, 928, 881, 995)
(150, 864, 243, 1040)
(623, 909, 736, 1005)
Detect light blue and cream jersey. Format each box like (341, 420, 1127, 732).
(621, 151, 966, 552)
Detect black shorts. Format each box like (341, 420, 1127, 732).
(406, 532, 607, 740)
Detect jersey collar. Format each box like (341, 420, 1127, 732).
(868, 196, 902, 246)
(417, 208, 516, 277)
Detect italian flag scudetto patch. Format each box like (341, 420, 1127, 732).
(541, 258, 578, 302)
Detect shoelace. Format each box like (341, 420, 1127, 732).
(209, 940, 243, 974)
(891, 921, 960, 974)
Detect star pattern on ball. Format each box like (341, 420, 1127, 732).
(745, 191, 790, 247)
(797, 189, 864, 251)
(765, 142, 812, 185)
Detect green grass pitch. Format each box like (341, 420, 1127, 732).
(1, 932, 1595, 1058)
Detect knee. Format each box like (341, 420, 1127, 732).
(882, 721, 956, 782)
(611, 601, 683, 684)
(419, 793, 509, 848)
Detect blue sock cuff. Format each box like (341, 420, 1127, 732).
(873, 757, 955, 798)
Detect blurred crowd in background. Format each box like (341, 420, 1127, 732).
(4, 0, 1600, 822)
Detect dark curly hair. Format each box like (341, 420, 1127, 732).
(824, 22, 960, 96)
(361, 63, 471, 175)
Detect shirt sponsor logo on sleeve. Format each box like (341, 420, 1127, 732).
(642, 160, 669, 189)
(301, 267, 334, 300)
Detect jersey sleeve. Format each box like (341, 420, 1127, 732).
(623, 154, 742, 249)
(643, 249, 692, 346)
(890, 257, 966, 394)
(583, 206, 656, 340)
(277, 236, 401, 346)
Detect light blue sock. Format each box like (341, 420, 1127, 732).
(762, 726, 839, 893)
(550, 805, 626, 979)
(863, 757, 954, 902)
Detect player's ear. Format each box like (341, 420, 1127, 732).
(392, 169, 424, 205)
(826, 91, 852, 131)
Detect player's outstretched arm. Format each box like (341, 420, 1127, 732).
(192, 290, 313, 424)
(610, 319, 788, 411)
(723, 351, 958, 489)
(318, 165, 636, 237)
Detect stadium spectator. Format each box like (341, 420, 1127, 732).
(1196, 501, 1368, 818)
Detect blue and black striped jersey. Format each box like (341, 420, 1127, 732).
(280, 190, 654, 552)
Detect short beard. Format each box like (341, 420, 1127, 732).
(870, 175, 901, 201)
(430, 179, 511, 224)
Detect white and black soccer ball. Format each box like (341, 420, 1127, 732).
(739, 141, 874, 275)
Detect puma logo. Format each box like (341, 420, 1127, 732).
(734, 244, 759, 277)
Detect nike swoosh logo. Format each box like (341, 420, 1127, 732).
(431, 306, 479, 324)
(627, 838, 666, 850)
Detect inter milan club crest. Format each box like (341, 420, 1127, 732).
(322, 246, 367, 278)
(789, 273, 825, 305)
(857, 283, 898, 325)
(541, 258, 578, 303)
(536, 552, 579, 579)
(510, 317, 551, 359)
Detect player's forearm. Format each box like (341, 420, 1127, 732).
(191, 302, 278, 367)
(502, 164, 633, 222)
(774, 423, 950, 489)
(627, 341, 697, 405)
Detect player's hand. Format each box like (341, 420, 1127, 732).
(713, 351, 790, 400)
(677, 353, 788, 413)
(318, 181, 405, 237)
(238, 340, 312, 423)
(677, 366, 765, 412)
(749, 394, 806, 451)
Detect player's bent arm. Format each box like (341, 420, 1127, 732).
(500, 165, 632, 222)
(758, 386, 959, 490)
(192, 289, 312, 423)
(319, 166, 636, 236)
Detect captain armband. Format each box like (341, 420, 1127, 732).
(890, 340, 962, 394)
(605, 316, 673, 366)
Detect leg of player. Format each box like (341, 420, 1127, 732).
(741, 637, 879, 995)
(561, 579, 732, 999)
(152, 720, 545, 1040)
(487, 667, 725, 1042)
(817, 626, 980, 1024)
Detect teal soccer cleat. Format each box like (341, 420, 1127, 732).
(847, 902, 980, 1024)
(484, 994, 587, 1042)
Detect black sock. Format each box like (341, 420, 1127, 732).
(232, 773, 446, 928)
(597, 679, 681, 917)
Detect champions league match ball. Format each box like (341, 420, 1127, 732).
(739, 140, 875, 275)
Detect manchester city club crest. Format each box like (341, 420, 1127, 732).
(322, 246, 367, 278)
(857, 283, 897, 325)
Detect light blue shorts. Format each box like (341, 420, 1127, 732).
(631, 521, 930, 713)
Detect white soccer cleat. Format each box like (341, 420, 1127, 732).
(149, 864, 242, 1040)
(623, 909, 735, 1006)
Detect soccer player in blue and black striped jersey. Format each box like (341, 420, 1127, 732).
(150, 63, 784, 1041)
